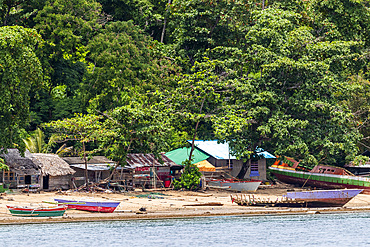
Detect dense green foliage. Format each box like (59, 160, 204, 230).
(1, 0, 370, 169)
(173, 160, 202, 190)
(0, 25, 42, 151)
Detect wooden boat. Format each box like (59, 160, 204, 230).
(269, 157, 370, 194)
(231, 189, 363, 207)
(207, 179, 261, 192)
(54, 199, 120, 213)
(7, 205, 67, 217)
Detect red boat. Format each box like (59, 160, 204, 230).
(54, 199, 120, 213)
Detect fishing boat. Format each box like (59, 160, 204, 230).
(7, 205, 67, 217)
(54, 199, 120, 213)
(207, 179, 262, 192)
(269, 157, 370, 194)
(231, 189, 363, 207)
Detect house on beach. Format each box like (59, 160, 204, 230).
(26, 153, 75, 191)
(187, 140, 275, 181)
(62, 156, 117, 187)
(0, 149, 41, 189)
(126, 153, 179, 188)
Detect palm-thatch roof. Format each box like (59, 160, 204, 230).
(1, 149, 40, 175)
(26, 153, 75, 176)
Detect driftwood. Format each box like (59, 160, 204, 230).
(185, 202, 223, 206)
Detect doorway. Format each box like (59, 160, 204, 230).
(43, 175, 49, 190)
(25, 175, 31, 184)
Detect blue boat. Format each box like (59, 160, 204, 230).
(283, 189, 363, 207)
(231, 189, 363, 207)
(54, 199, 120, 213)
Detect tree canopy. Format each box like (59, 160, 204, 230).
(1, 0, 370, 168)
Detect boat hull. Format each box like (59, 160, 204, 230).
(54, 199, 120, 213)
(7, 205, 67, 217)
(285, 189, 363, 207)
(270, 166, 370, 194)
(208, 180, 261, 191)
(231, 189, 362, 207)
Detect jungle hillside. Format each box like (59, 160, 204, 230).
(1, 0, 370, 168)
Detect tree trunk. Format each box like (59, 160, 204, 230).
(106, 138, 133, 181)
(188, 96, 206, 161)
(83, 142, 89, 190)
(236, 159, 250, 179)
(160, 0, 172, 43)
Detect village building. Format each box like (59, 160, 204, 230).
(186, 140, 275, 181)
(126, 153, 179, 188)
(26, 153, 75, 191)
(0, 149, 41, 189)
(62, 156, 119, 187)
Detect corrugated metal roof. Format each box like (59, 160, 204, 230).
(70, 164, 110, 171)
(126, 153, 176, 169)
(70, 164, 125, 171)
(188, 140, 275, 160)
(188, 140, 235, 159)
(62, 156, 115, 165)
(256, 151, 276, 159)
(345, 162, 370, 168)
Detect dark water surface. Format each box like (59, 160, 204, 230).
(1, 213, 369, 247)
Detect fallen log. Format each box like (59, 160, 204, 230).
(185, 202, 223, 206)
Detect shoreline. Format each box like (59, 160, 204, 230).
(1, 187, 370, 225)
(1, 206, 370, 225)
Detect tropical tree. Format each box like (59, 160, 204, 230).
(99, 101, 175, 179)
(0, 25, 43, 151)
(85, 20, 177, 112)
(173, 159, 202, 190)
(29, 0, 106, 126)
(212, 8, 365, 168)
(23, 128, 48, 153)
(171, 58, 241, 160)
(43, 113, 103, 188)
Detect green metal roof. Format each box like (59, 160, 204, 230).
(165, 147, 210, 165)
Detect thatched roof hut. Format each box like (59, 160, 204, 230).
(2, 149, 40, 175)
(27, 153, 75, 176)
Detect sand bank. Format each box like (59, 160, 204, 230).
(1, 186, 370, 225)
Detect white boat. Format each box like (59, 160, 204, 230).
(207, 179, 261, 191)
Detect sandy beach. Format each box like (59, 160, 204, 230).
(1, 185, 370, 225)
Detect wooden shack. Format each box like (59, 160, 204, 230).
(27, 153, 76, 191)
(126, 153, 177, 188)
(62, 156, 132, 187)
(0, 149, 41, 189)
(188, 141, 275, 181)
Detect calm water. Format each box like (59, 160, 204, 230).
(0, 213, 369, 247)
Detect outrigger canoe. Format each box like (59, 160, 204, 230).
(54, 199, 120, 213)
(7, 205, 67, 217)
